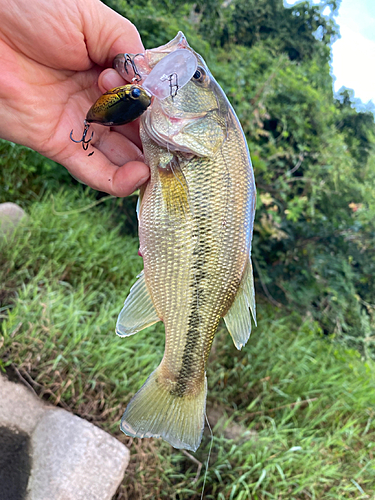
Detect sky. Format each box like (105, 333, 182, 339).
(284, 0, 375, 107)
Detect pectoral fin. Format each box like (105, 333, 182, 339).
(224, 259, 257, 350)
(159, 159, 190, 218)
(136, 183, 146, 220)
(116, 271, 160, 337)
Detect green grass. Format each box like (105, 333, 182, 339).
(1, 189, 375, 499)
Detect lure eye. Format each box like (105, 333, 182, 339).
(131, 87, 141, 98)
(193, 70, 201, 79)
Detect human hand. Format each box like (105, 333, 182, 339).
(0, 0, 150, 196)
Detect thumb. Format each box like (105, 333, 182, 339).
(83, 1, 144, 69)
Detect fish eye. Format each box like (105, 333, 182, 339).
(192, 67, 206, 83)
(131, 87, 141, 98)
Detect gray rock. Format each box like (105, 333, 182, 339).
(0, 375, 45, 435)
(0, 202, 27, 236)
(27, 409, 129, 500)
(0, 375, 130, 500)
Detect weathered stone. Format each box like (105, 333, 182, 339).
(0, 375, 130, 500)
(0, 375, 45, 435)
(27, 409, 129, 500)
(0, 202, 26, 236)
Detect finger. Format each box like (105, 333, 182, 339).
(63, 145, 149, 197)
(98, 68, 127, 93)
(83, 1, 144, 69)
(112, 121, 142, 151)
(92, 127, 144, 166)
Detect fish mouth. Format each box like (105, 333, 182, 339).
(113, 32, 190, 83)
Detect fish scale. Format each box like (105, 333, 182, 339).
(116, 32, 256, 451)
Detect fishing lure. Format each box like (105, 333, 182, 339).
(70, 49, 197, 148)
(70, 84, 152, 151)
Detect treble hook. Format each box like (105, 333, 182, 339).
(70, 120, 94, 151)
(123, 53, 143, 83)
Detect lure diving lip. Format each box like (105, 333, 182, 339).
(114, 49, 198, 100)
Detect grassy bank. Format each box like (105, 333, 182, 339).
(1, 190, 374, 499)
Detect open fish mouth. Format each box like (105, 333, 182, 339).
(113, 32, 190, 81)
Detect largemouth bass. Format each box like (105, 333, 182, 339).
(113, 32, 256, 452)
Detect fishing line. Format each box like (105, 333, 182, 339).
(200, 413, 213, 500)
(51, 194, 116, 216)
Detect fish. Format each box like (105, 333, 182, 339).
(95, 32, 256, 452)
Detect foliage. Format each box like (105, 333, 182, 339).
(0, 140, 71, 207)
(336, 88, 375, 164)
(195, 0, 338, 62)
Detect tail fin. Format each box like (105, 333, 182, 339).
(121, 367, 207, 452)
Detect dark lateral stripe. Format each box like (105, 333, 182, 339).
(171, 223, 209, 397)
(170, 312, 202, 397)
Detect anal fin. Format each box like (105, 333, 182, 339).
(224, 258, 257, 350)
(116, 271, 160, 337)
